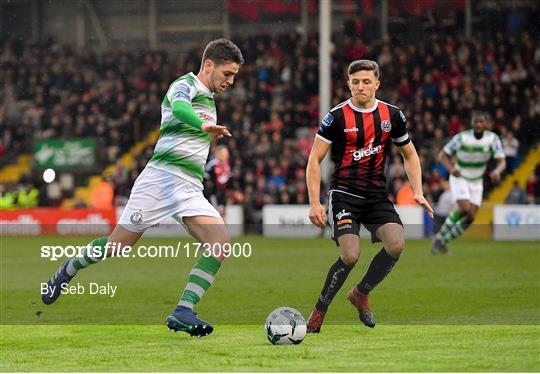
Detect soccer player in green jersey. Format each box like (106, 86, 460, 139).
(432, 112, 506, 254)
(42, 39, 244, 337)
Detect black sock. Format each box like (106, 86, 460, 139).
(357, 248, 399, 295)
(315, 257, 355, 312)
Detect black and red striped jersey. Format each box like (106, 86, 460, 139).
(316, 98, 410, 198)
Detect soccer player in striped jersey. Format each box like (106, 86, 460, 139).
(305, 60, 434, 332)
(431, 112, 505, 254)
(41, 39, 244, 337)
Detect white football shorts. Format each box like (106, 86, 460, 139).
(118, 165, 220, 233)
(449, 174, 483, 207)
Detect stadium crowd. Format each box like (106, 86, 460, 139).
(1, 2, 539, 220)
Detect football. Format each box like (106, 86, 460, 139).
(264, 306, 307, 345)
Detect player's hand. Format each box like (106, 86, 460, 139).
(415, 193, 434, 219)
(201, 123, 231, 140)
(309, 203, 327, 229)
(450, 167, 461, 177)
(489, 170, 501, 182)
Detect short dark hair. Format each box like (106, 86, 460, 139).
(348, 59, 379, 79)
(472, 111, 487, 122)
(202, 38, 244, 66)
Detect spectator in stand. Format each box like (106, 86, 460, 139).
(387, 154, 406, 181)
(73, 196, 88, 209)
(505, 180, 528, 205)
(90, 176, 114, 210)
(266, 166, 285, 192)
(525, 172, 537, 204)
(205, 145, 233, 217)
(0, 185, 15, 209)
(0, 39, 164, 160)
(396, 180, 416, 206)
(528, 164, 540, 204)
(502, 130, 520, 173)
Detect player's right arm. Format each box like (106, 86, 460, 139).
(306, 138, 330, 228)
(439, 134, 461, 177)
(306, 112, 336, 228)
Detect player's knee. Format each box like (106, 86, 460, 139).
(108, 225, 141, 248)
(457, 202, 471, 215)
(209, 239, 231, 262)
(385, 239, 404, 256)
(341, 252, 359, 266)
(464, 211, 476, 224)
(340, 243, 360, 265)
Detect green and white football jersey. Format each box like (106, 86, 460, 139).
(148, 72, 215, 189)
(443, 129, 505, 180)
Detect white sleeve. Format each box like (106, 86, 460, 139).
(443, 134, 460, 155)
(492, 135, 505, 159)
(167, 80, 196, 104)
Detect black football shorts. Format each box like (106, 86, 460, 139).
(328, 190, 403, 245)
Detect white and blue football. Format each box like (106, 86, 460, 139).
(264, 306, 307, 345)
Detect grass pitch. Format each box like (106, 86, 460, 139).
(1, 236, 539, 371)
(2, 325, 538, 372)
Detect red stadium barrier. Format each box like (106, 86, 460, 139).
(0, 208, 116, 236)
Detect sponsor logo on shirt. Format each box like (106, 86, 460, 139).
(352, 139, 382, 161)
(336, 209, 351, 220)
(199, 113, 216, 124)
(337, 219, 352, 225)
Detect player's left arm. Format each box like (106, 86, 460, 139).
(168, 80, 230, 139)
(398, 142, 434, 218)
(489, 135, 506, 182)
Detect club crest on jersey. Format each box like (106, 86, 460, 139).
(321, 112, 334, 128)
(381, 120, 392, 133)
(130, 211, 143, 225)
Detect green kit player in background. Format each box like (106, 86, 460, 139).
(42, 39, 244, 337)
(432, 111, 505, 254)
